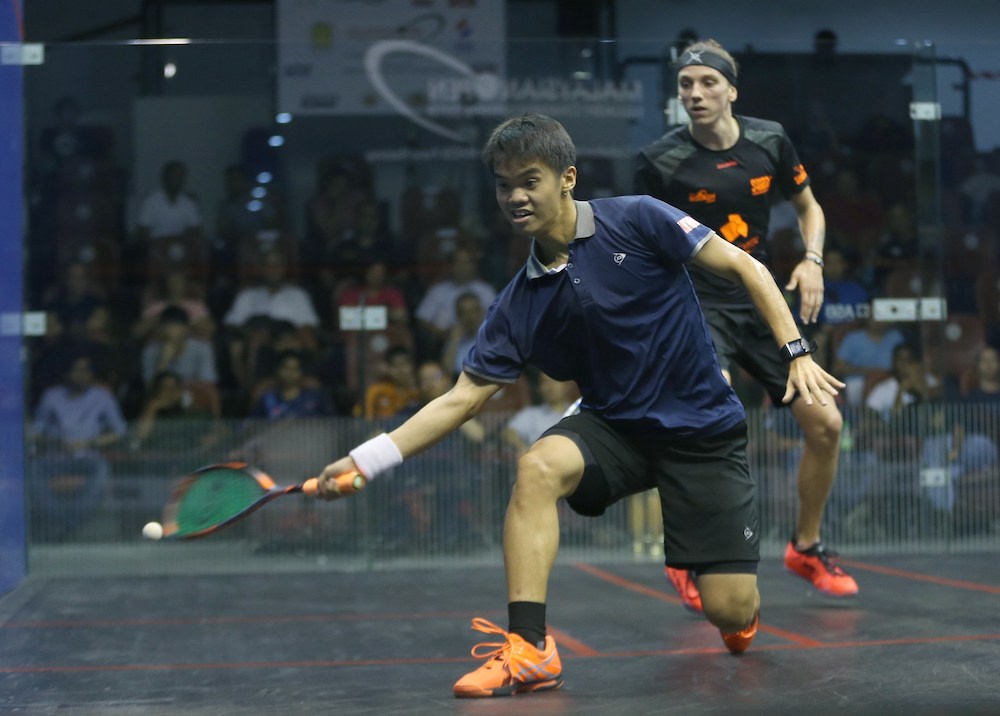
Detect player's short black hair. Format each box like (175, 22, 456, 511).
(481, 113, 576, 174)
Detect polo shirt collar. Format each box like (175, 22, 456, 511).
(526, 200, 595, 279)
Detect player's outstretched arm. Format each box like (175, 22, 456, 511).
(690, 233, 845, 406)
(315, 371, 502, 500)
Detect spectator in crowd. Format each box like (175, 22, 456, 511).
(132, 369, 219, 455)
(335, 258, 410, 329)
(378, 360, 486, 552)
(29, 354, 127, 540)
(441, 291, 486, 379)
(358, 345, 420, 420)
(251, 350, 333, 420)
(136, 160, 203, 243)
(962, 345, 1000, 402)
(865, 342, 941, 421)
(306, 169, 366, 252)
(958, 154, 1000, 223)
(41, 261, 108, 339)
(502, 372, 576, 457)
(224, 249, 320, 331)
(327, 199, 397, 271)
(223, 249, 321, 390)
(415, 247, 496, 360)
(867, 201, 920, 293)
(833, 315, 906, 405)
(808, 244, 871, 367)
(819, 167, 884, 251)
(29, 310, 113, 407)
(141, 305, 218, 387)
(133, 269, 214, 342)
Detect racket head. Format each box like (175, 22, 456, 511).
(161, 462, 282, 539)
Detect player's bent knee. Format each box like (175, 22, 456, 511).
(514, 450, 581, 499)
(698, 575, 758, 632)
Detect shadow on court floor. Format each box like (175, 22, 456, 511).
(2, 553, 999, 715)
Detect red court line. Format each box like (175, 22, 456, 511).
(547, 626, 602, 656)
(838, 559, 1000, 594)
(4, 633, 998, 674)
(572, 562, 823, 648)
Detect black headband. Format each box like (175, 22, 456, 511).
(677, 48, 737, 86)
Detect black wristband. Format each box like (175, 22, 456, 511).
(779, 338, 818, 363)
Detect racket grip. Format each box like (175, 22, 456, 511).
(302, 472, 366, 496)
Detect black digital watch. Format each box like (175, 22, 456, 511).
(779, 338, 818, 363)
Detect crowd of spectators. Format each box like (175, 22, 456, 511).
(22, 92, 1000, 540)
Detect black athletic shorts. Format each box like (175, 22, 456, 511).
(703, 304, 791, 407)
(542, 412, 759, 571)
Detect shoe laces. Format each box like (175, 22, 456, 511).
(801, 542, 848, 576)
(468, 617, 514, 662)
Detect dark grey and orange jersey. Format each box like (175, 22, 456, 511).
(635, 116, 810, 307)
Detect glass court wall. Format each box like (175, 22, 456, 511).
(14, 27, 1000, 576)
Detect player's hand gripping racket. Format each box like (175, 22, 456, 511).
(157, 462, 365, 540)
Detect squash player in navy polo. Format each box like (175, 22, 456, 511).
(635, 39, 859, 611)
(316, 113, 844, 698)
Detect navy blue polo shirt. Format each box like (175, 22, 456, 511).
(465, 196, 746, 437)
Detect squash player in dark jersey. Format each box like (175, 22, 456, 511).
(635, 39, 858, 610)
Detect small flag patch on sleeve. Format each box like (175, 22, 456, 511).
(678, 216, 701, 233)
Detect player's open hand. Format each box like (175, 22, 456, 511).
(786, 259, 825, 324)
(781, 356, 845, 406)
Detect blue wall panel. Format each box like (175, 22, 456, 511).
(0, 0, 26, 597)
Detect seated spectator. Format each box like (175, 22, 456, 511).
(335, 258, 409, 329)
(29, 354, 127, 540)
(132, 370, 219, 454)
(224, 249, 320, 331)
(223, 249, 321, 390)
(806, 243, 871, 367)
(833, 316, 906, 405)
(358, 345, 420, 419)
(41, 261, 107, 339)
(414, 247, 496, 361)
(441, 291, 486, 379)
(29, 310, 114, 407)
(820, 167, 884, 250)
(306, 169, 366, 252)
(141, 305, 218, 387)
(961, 345, 1000, 402)
(865, 342, 941, 421)
(959, 155, 1000, 223)
(326, 199, 398, 271)
(136, 160, 203, 244)
(134, 269, 214, 342)
(250, 319, 320, 388)
(502, 371, 576, 456)
(251, 350, 333, 420)
(377, 360, 485, 552)
(866, 202, 920, 293)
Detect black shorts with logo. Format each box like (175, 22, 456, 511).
(542, 412, 759, 571)
(703, 304, 792, 408)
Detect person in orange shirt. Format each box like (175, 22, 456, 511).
(358, 345, 420, 419)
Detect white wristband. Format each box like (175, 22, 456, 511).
(349, 433, 403, 480)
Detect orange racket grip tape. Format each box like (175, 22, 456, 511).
(302, 472, 366, 497)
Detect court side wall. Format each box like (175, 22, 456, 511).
(0, 0, 27, 597)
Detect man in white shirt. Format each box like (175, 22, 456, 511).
(415, 247, 496, 358)
(136, 160, 203, 242)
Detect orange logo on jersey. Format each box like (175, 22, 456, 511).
(689, 188, 717, 204)
(719, 214, 749, 243)
(793, 164, 808, 185)
(718, 213, 760, 253)
(749, 175, 772, 196)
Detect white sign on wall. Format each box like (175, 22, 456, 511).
(277, 0, 506, 121)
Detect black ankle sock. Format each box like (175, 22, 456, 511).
(508, 601, 546, 646)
